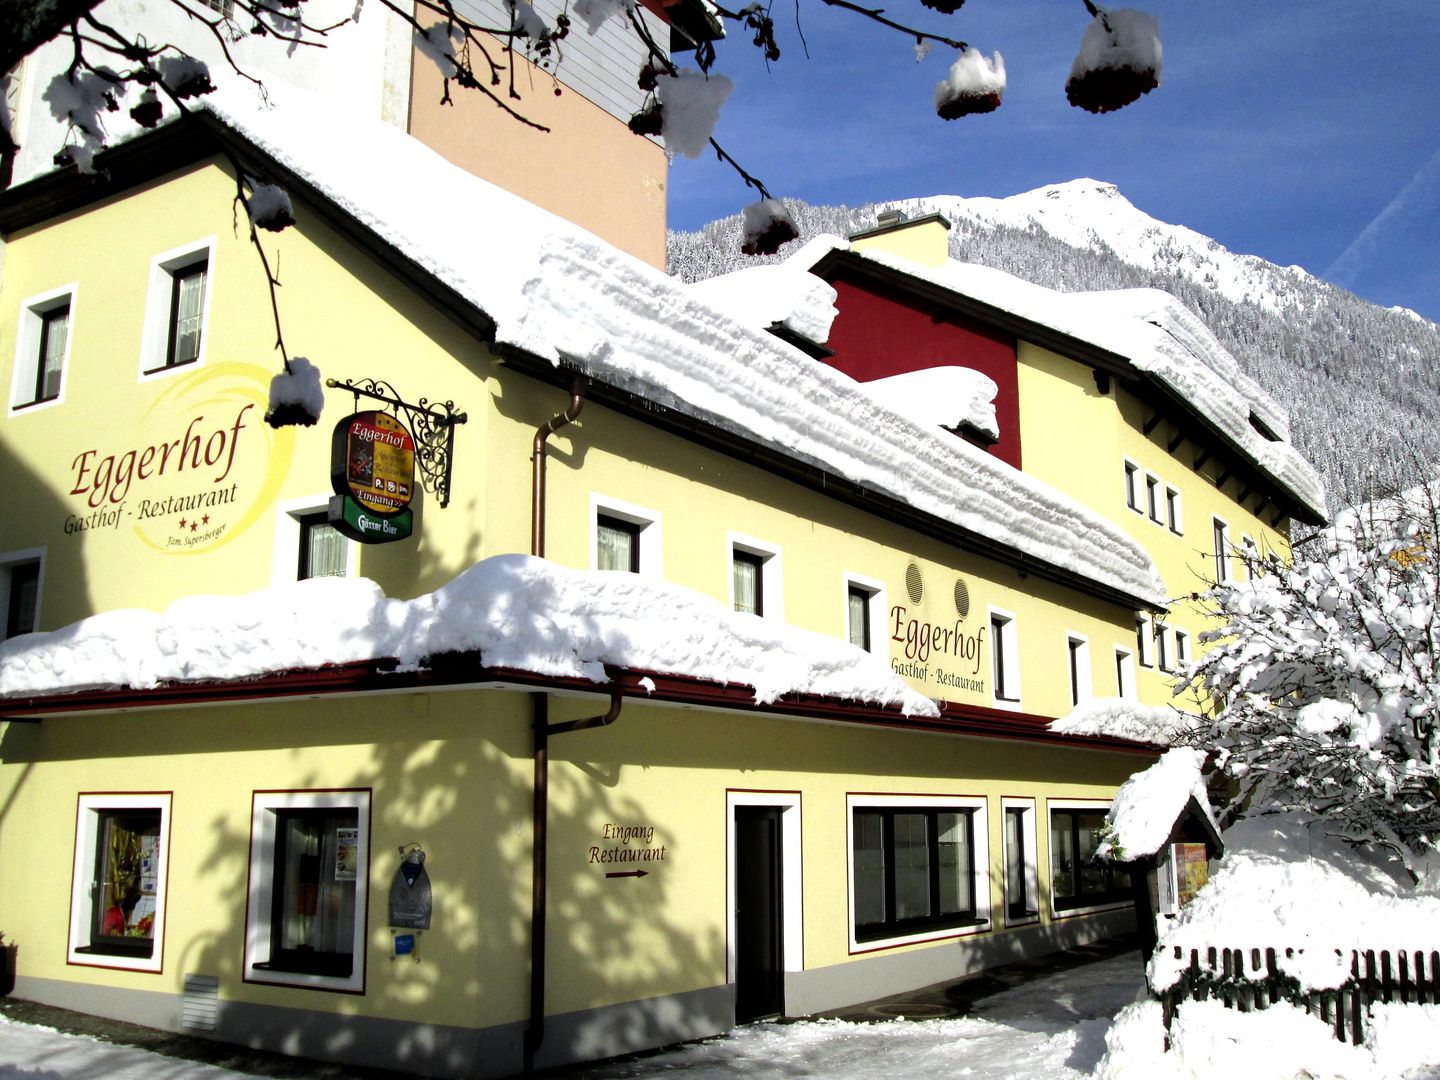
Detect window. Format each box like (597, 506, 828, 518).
(140, 240, 215, 377)
(1241, 535, 1257, 579)
(728, 535, 782, 619)
(844, 574, 885, 655)
(597, 514, 639, 572)
(10, 286, 75, 410)
(273, 499, 354, 584)
(1114, 647, 1135, 700)
(848, 794, 988, 948)
(591, 496, 661, 577)
(1002, 799, 1039, 925)
(1123, 460, 1140, 512)
(68, 793, 171, 972)
(1136, 612, 1154, 668)
(299, 512, 349, 579)
(1156, 622, 1172, 672)
(1165, 486, 1184, 535)
(1174, 629, 1190, 670)
(989, 609, 1019, 705)
(2, 552, 42, 640)
(1145, 473, 1162, 524)
(1049, 804, 1131, 913)
(1066, 635, 1092, 707)
(165, 260, 207, 368)
(1212, 518, 1231, 583)
(732, 551, 763, 614)
(245, 789, 370, 992)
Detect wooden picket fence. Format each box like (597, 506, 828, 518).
(1157, 945, 1440, 1045)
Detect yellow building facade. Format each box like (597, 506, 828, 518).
(0, 101, 1323, 1078)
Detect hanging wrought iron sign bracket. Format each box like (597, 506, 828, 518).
(326, 378, 467, 508)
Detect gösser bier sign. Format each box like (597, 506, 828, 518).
(329, 410, 416, 544)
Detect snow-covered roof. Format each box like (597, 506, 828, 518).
(1099, 747, 1217, 860)
(0, 555, 936, 716)
(1049, 697, 1190, 746)
(97, 83, 1163, 609)
(861, 367, 1000, 442)
(796, 240, 1328, 523)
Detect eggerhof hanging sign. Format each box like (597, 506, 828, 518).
(330, 411, 416, 544)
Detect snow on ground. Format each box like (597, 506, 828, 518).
(0, 1014, 256, 1079)
(4, 946, 1438, 1079)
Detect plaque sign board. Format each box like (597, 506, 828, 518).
(330, 410, 416, 544)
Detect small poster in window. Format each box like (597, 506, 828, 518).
(1174, 842, 1209, 907)
(335, 827, 359, 882)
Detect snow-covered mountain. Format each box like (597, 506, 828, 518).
(668, 182, 1440, 505)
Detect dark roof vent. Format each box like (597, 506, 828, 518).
(876, 209, 908, 227)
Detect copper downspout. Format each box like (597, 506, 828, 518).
(526, 379, 619, 1074)
(531, 378, 588, 559)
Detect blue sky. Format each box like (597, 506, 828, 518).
(665, 1, 1440, 323)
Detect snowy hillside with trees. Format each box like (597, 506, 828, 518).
(668, 184, 1440, 504)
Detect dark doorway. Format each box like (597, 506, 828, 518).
(734, 805, 784, 1022)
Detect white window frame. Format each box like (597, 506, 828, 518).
(727, 532, 783, 621)
(1241, 534, 1257, 579)
(725, 790, 803, 984)
(1156, 621, 1172, 673)
(1145, 472, 1162, 524)
(1047, 798, 1132, 918)
(989, 606, 1020, 708)
(1174, 628, 1190, 671)
(1, 546, 45, 639)
(1066, 633, 1092, 707)
(139, 237, 216, 379)
(846, 792, 990, 952)
(589, 493, 662, 577)
(1165, 485, 1184, 535)
(10, 283, 77, 411)
(1123, 459, 1141, 513)
(243, 788, 371, 993)
(1212, 517, 1232, 584)
(1000, 797, 1039, 927)
(1114, 646, 1136, 700)
(843, 571, 887, 656)
(272, 496, 356, 586)
(68, 792, 172, 973)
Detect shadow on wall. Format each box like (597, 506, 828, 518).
(4, 682, 726, 1078)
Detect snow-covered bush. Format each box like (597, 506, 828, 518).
(740, 199, 800, 256)
(264, 356, 325, 427)
(1066, 7, 1162, 114)
(1186, 482, 1440, 880)
(934, 48, 1005, 119)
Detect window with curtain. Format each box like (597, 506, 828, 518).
(166, 261, 207, 368)
(298, 513, 348, 579)
(732, 550, 763, 615)
(596, 515, 639, 572)
(269, 808, 360, 977)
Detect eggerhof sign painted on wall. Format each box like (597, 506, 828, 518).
(59, 364, 294, 553)
(329, 410, 415, 543)
(887, 564, 990, 705)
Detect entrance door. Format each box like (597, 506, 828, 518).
(734, 805, 784, 1022)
